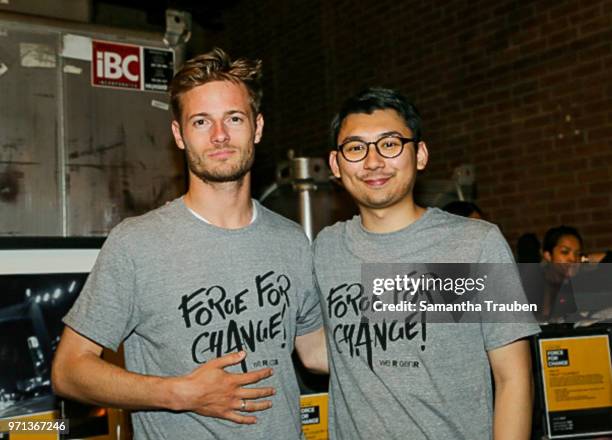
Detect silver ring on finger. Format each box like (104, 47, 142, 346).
(241, 399, 246, 411)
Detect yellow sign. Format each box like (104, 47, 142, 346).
(300, 393, 328, 440)
(0, 411, 59, 440)
(0, 408, 127, 440)
(540, 335, 612, 412)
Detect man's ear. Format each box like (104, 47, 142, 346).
(329, 151, 341, 179)
(416, 141, 429, 171)
(254, 113, 264, 144)
(543, 251, 552, 262)
(171, 120, 185, 150)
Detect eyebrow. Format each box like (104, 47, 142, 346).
(187, 110, 249, 120)
(339, 130, 406, 144)
(558, 246, 580, 252)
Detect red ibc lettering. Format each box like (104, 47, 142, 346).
(92, 41, 141, 89)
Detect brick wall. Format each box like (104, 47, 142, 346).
(203, 0, 612, 252)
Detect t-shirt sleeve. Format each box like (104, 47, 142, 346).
(63, 224, 138, 351)
(295, 241, 323, 337)
(478, 224, 541, 351)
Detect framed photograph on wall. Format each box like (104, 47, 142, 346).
(534, 327, 612, 439)
(0, 237, 128, 440)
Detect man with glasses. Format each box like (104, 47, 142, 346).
(313, 87, 540, 439)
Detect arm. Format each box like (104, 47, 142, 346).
(586, 251, 606, 263)
(52, 326, 275, 424)
(487, 339, 533, 440)
(294, 327, 328, 374)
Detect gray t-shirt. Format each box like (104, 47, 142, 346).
(64, 198, 322, 440)
(313, 208, 540, 440)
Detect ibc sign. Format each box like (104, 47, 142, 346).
(92, 40, 141, 89)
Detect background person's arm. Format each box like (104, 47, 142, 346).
(294, 327, 328, 374)
(487, 339, 533, 440)
(52, 326, 275, 424)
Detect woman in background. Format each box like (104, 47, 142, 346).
(540, 226, 583, 320)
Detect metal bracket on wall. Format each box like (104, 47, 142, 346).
(164, 9, 191, 48)
(164, 9, 191, 70)
(259, 151, 331, 242)
(452, 164, 475, 201)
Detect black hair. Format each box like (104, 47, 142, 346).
(330, 87, 422, 148)
(442, 200, 483, 218)
(542, 225, 583, 253)
(517, 233, 541, 263)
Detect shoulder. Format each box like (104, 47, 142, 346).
(257, 203, 310, 247)
(103, 199, 183, 255)
(112, 199, 180, 236)
(315, 220, 345, 242)
(428, 209, 513, 262)
(412, 208, 512, 262)
(423, 208, 507, 249)
(313, 216, 356, 254)
(426, 208, 499, 237)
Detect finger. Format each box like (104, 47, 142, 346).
(237, 387, 275, 400)
(233, 367, 273, 385)
(241, 399, 273, 413)
(209, 351, 246, 368)
(235, 399, 247, 411)
(223, 412, 257, 425)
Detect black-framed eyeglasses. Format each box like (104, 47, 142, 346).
(337, 136, 418, 162)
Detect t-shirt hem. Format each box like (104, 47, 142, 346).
(295, 321, 324, 337)
(63, 316, 121, 352)
(484, 326, 541, 351)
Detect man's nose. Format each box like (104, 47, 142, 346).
(363, 144, 385, 170)
(210, 121, 229, 144)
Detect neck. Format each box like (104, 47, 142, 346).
(184, 172, 253, 229)
(360, 198, 425, 233)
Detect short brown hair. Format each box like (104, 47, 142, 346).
(169, 47, 263, 121)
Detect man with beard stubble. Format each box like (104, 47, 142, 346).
(52, 48, 327, 440)
(313, 87, 540, 439)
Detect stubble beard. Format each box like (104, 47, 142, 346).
(359, 191, 402, 210)
(185, 142, 255, 184)
(353, 174, 415, 210)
